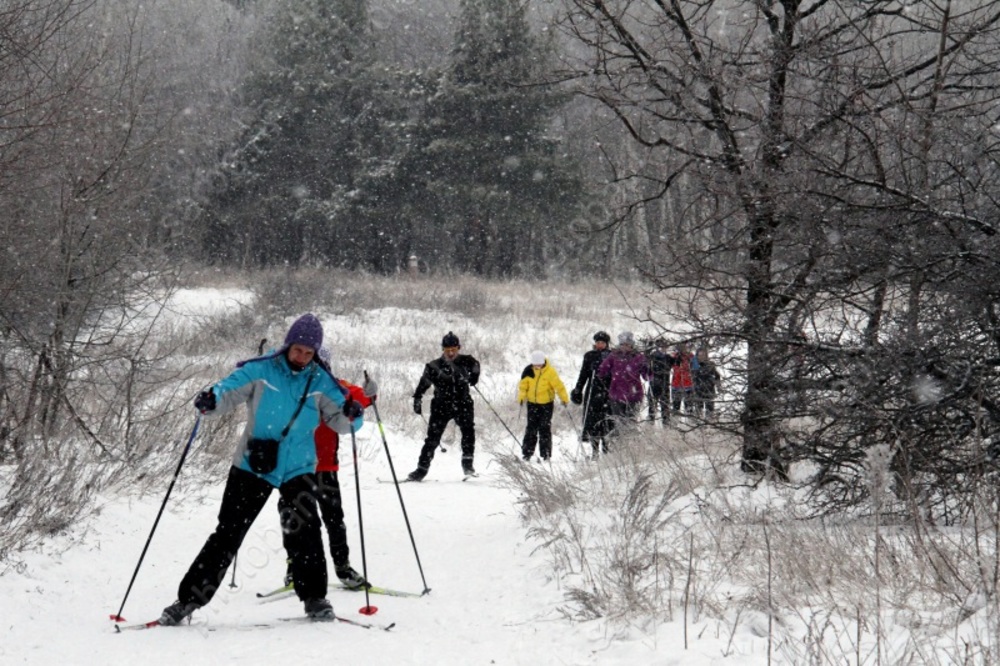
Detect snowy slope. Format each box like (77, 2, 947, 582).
(2, 427, 623, 665)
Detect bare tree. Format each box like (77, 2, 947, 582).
(555, 1, 1000, 497)
(0, 0, 252, 557)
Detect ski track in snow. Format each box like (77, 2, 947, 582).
(1, 288, 756, 664)
(2, 449, 687, 666)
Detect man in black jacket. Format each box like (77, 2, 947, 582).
(647, 339, 673, 423)
(408, 332, 481, 480)
(571, 331, 612, 459)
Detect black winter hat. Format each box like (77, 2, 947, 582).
(442, 331, 461, 348)
(593, 331, 611, 343)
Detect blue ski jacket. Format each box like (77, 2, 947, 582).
(206, 354, 362, 487)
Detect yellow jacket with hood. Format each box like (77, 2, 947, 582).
(518, 360, 570, 405)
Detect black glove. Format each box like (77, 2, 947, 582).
(570, 389, 582, 405)
(413, 397, 422, 415)
(342, 398, 363, 419)
(194, 389, 216, 413)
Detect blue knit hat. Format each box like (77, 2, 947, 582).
(284, 313, 324, 351)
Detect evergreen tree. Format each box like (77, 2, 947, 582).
(411, 0, 583, 276)
(198, 0, 583, 275)
(346, 68, 440, 273)
(201, 0, 384, 267)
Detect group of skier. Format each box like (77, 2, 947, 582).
(568, 331, 722, 460)
(152, 316, 721, 627)
(406, 329, 722, 477)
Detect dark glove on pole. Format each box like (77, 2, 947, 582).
(194, 389, 216, 413)
(342, 398, 363, 420)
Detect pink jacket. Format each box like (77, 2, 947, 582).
(598, 350, 649, 403)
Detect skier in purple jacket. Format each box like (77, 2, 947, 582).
(597, 331, 650, 441)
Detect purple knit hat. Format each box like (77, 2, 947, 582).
(284, 313, 324, 351)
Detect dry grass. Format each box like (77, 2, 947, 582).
(503, 419, 1000, 663)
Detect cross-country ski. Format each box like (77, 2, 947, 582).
(257, 582, 426, 600)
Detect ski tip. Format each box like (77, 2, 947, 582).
(113, 619, 161, 632)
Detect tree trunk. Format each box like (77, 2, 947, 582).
(740, 207, 786, 478)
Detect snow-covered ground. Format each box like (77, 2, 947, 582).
(3, 433, 697, 665)
(5, 282, 998, 665)
(1, 284, 666, 665)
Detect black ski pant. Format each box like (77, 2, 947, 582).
(608, 400, 642, 441)
(691, 389, 717, 417)
(177, 466, 326, 606)
(417, 398, 476, 472)
(582, 395, 611, 454)
(279, 470, 349, 571)
(522, 402, 554, 460)
(672, 387, 694, 413)
(648, 380, 670, 421)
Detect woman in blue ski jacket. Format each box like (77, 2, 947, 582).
(158, 313, 363, 625)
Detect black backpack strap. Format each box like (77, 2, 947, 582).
(278, 369, 315, 442)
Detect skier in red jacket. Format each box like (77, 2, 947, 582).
(278, 347, 376, 590)
(670, 342, 696, 414)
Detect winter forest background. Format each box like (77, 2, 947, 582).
(7, 0, 1000, 661)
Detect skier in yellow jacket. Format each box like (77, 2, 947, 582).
(518, 350, 570, 461)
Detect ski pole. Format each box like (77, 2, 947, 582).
(558, 402, 581, 463)
(581, 371, 595, 437)
(563, 402, 579, 434)
(110, 413, 201, 623)
(348, 423, 377, 616)
(646, 378, 660, 420)
(228, 336, 267, 590)
(366, 371, 431, 595)
(471, 384, 522, 451)
(579, 371, 595, 459)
